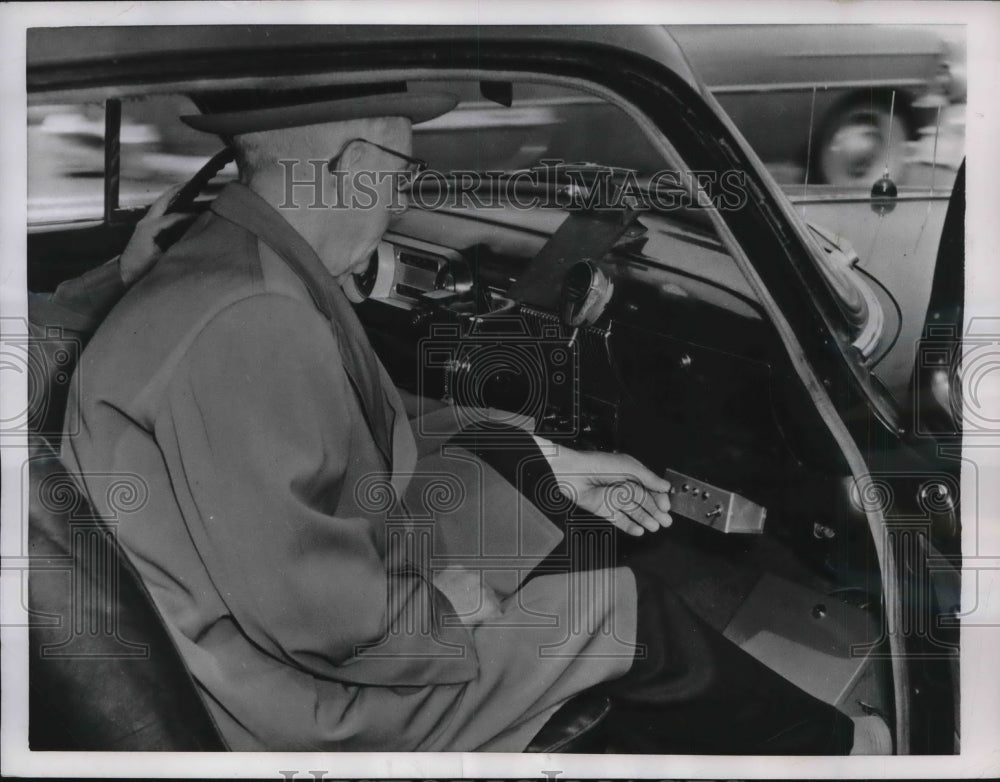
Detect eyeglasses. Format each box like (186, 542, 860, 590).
(327, 137, 427, 177)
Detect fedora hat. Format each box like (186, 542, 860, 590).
(181, 82, 457, 135)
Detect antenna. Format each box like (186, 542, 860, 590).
(871, 89, 899, 214)
(930, 104, 943, 196)
(802, 84, 817, 212)
(883, 90, 896, 176)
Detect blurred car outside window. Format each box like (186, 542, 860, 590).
(28, 95, 237, 226)
(28, 103, 106, 224)
(117, 95, 236, 211)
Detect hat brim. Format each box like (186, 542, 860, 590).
(181, 91, 458, 134)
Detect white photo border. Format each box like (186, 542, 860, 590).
(2, 1, 998, 778)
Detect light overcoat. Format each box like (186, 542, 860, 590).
(63, 183, 638, 751)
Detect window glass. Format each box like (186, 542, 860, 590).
(665, 24, 965, 195)
(28, 103, 106, 223)
(413, 81, 666, 176)
(118, 94, 236, 210)
(28, 95, 237, 224)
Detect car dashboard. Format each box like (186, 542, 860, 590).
(359, 205, 834, 510)
(351, 202, 893, 723)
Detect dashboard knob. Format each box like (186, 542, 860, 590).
(561, 260, 614, 329)
(341, 242, 396, 303)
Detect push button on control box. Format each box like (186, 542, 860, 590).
(662, 468, 767, 534)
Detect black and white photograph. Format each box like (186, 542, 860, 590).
(1, 2, 997, 778)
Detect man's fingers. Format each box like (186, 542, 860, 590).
(628, 459, 673, 494)
(598, 479, 672, 534)
(622, 459, 673, 513)
(618, 486, 671, 533)
(613, 485, 661, 533)
(612, 510, 645, 537)
(153, 212, 194, 231)
(623, 504, 660, 533)
(651, 490, 673, 513)
(636, 488, 672, 529)
(145, 183, 185, 219)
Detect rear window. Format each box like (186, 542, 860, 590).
(28, 94, 236, 225)
(28, 103, 105, 223)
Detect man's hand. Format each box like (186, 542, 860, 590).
(118, 184, 193, 286)
(432, 567, 503, 626)
(538, 441, 673, 536)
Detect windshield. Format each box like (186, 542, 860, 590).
(412, 80, 667, 176)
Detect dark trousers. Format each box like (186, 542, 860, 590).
(454, 426, 856, 755)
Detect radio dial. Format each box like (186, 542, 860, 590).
(561, 260, 614, 329)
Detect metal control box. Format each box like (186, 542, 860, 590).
(662, 468, 767, 534)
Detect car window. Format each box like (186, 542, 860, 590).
(412, 80, 665, 176)
(667, 24, 965, 196)
(21, 74, 918, 389)
(770, 100, 964, 196)
(28, 103, 106, 223)
(28, 82, 667, 228)
(118, 94, 236, 210)
(28, 95, 237, 225)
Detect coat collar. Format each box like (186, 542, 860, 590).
(209, 182, 396, 468)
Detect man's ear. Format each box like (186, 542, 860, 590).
(337, 139, 366, 171)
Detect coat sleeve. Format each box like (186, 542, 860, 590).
(30, 259, 126, 333)
(154, 293, 478, 686)
(28, 260, 126, 434)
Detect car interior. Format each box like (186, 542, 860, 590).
(25, 69, 960, 753)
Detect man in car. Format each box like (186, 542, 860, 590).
(60, 86, 877, 754)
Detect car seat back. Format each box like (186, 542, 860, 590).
(27, 434, 226, 750)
